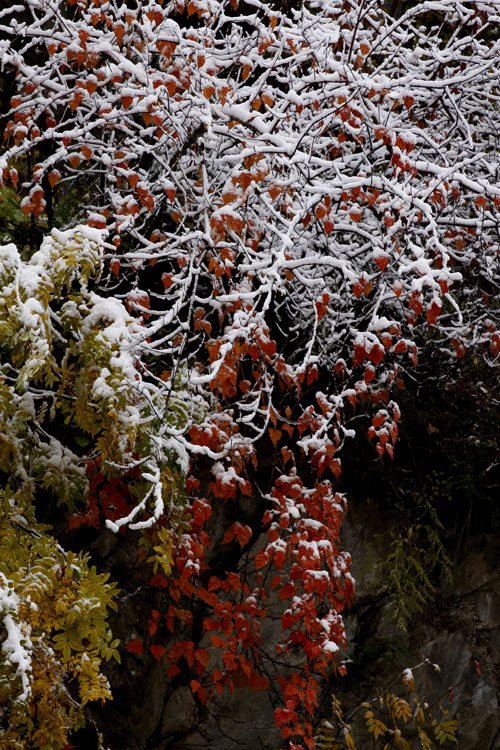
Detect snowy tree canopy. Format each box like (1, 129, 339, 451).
(1, 0, 500, 747)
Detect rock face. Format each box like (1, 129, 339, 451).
(86, 498, 500, 750)
(338, 500, 500, 750)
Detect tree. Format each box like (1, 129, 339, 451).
(1, 0, 500, 747)
(0, 225, 196, 748)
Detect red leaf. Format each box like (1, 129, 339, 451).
(197, 589, 218, 607)
(364, 365, 376, 384)
(125, 639, 143, 655)
(227, 572, 242, 591)
(210, 635, 227, 648)
(207, 576, 221, 592)
(369, 343, 385, 365)
(353, 343, 367, 367)
(150, 645, 166, 661)
(147, 574, 169, 588)
(250, 673, 269, 690)
(274, 706, 297, 728)
(149, 609, 161, 636)
(195, 649, 209, 668)
(278, 583, 295, 600)
(426, 300, 441, 326)
(190, 680, 207, 705)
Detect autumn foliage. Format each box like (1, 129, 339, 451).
(2, 0, 500, 746)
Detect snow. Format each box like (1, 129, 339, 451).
(21, 297, 45, 329)
(0, 573, 32, 702)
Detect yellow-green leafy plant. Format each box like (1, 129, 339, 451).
(316, 662, 458, 749)
(0, 225, 202, 525)
(373, 489, 452, 631)
(0, 494, 118, 749)
(0, 226, 204, 746)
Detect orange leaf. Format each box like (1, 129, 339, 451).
(375, 254, 389, 271)
(234, 522, 252, 548)
(329, 458, 341, 478)
(255, 549, 270, 570)
(269, 428, 282, 447)
(268, 184, 282, 200)
(48, 170, 61, 189)
(113, 22, 125, 40)
(239, 173, 252, 191)
(223, 191, 237, 205)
